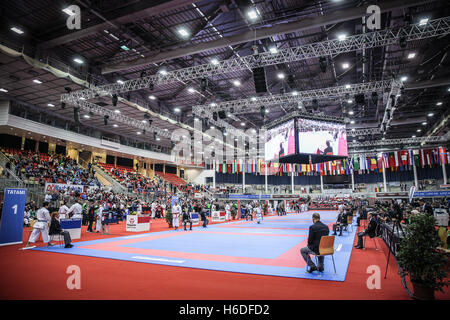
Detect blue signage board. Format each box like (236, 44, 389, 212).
(229, 194, 271, 200)
(413, 190, 450, 198)
(0, 188, 27, 246)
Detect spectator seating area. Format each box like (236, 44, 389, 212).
(155, 171, 186, 186)
(97, 162, 163, 193)
(1, 148, 100, 187)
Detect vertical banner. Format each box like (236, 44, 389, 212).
(409, 186, 415, 203)
(0, 188, 27, 246)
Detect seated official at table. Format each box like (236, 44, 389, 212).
(356, 205, 367, 227)
(301, 213, 330, 273)
(49, 212, 74, 248)
(354, 212, 378, 249)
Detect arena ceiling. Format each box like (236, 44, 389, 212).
(0, 0, 449, 155)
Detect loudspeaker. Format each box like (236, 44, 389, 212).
(73, 107, 80, 124)
(355, 94, 365, 104)
(213, 112, 218, 121)
(252, 67, 267, 93)
(218, 111, 226, 119)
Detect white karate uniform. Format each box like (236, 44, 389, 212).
(172, 205, 181, 228)
(67, 202, 83, 218)
(151, 202, 157, 219)
(225, 204, 231, 221)
(58, 205, 69, 220)
(256, 207, 262, 224)
(28, 207, 51, 243)
(95, 206, 103, 232)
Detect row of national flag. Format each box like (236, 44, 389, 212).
(210, 147, 449, 176)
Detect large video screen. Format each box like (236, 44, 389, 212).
(297, 118, 348, 156)
(265, 119, 295, 161)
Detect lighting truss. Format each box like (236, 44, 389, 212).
(61, 17, 450, 102)
(192, 80, 398, 116)
(347, 128, 381, 136)
(66, 99, 172, 138)
(348, 135, 448, 148)
(380, 81, 402, 133)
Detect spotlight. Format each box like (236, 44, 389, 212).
(371, 92, 378, 105)
(112, 94, 118, 106)
(104, 115, 109, 125)
(200, 78, 208, 91)
(319, 57, 327, 73)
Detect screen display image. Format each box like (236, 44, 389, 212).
(297, 118, 348, 156)
(265, 119, 295, 161)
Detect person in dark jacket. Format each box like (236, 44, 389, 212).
(49, 212, 73, 248)
(355, 212, 378, 249)
(200, 208, 208, 228)
(300, 212, 330, 272)
(86, 201, 96, 233)
(332, 210, 348, 236)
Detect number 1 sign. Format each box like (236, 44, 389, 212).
(0, 188, 27, 246)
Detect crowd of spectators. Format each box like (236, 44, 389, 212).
(3, 149, 100, 187)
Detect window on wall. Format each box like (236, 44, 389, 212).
(116, 156, 133, 168)
(38, 141, 49, 154)
(0, 134, 21, 149)
(180, 170, 184, 179)
(165, 165, 176, 174)
(23, 138, 36, 151)
(154, 164, 163, 172)
(106, 155, 115, 165)
(55, 145, 66, 155)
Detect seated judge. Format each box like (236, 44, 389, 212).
(332, 209, 348, 236)
(49, 212, 74, 248)
(354, 212, 378, 249)
(300, 213, 330, 273)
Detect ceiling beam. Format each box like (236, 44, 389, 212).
(101, 0, 435, 73)
(37, 0, 201, 49)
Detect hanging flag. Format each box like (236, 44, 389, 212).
(388, 152, 396, 168)
(439, 147, 447, 164)
(400, 150, 408, 166)
(408, 150, 414, 166)
(394, 151, 400, 167)
(420, 149, 425, 167)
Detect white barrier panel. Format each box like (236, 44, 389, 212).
(211, 211, 226, 222)
(45, 183, 84, 194)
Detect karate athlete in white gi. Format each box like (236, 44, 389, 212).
(26, 202, 54, 247)
(58, 201, 69, 219)
(151, 201, 157, 219)
(95, 203, 104, 233)
(172, 201, 181, 230)
(67, 200, 83, 219)
(225, 203, 231, 221)
(255, 204, 263, 224)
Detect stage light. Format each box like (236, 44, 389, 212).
(174, 107, 181, 113)
(241, 122, 246, 126)
(342, 62, 349, 69)
(417, 129, 421, 132)
(347, 99, 353, 104)
(33, 79, 42, 84)
(436, 102, 442, 106)
(149, 95, 156, 100)
(113, 124, 118, 128)
(419, 18, 429, 26)
(233, 80, 241, 86)
(142, 120, 147, 124)
(371, 92, 378, 105)
(200, 78, 208, 91)
(345, 84, 351, 89)
(210, 126, 215, 129)
(269, 46, 278, 54)
(47, 103, 54, 107)
(412, 135, 416, 138)
(194, 117, 199, 121)
(251, 97, 257, 101)
(137, 132, 141, 135)
(187, 87, 195, 93)
(351, 128, 355, 131)
(178, 27, 190, 38)
(159, 69, 168, 75)
(407, 52, 416, 59)
(73, 58, 84, 64)
(247, 8, 258, 21)
(319, 57, 327, 73)
(120, 45, 130, 51)
(277, 72, 285, 79)
(156, 137, 161, 141)
(292, 90, 298, 96)
(400, 76, 407, 82)
(211, 58, 219, 65)
(0, 88, 8, 92)
(337, 33, 347, 41)
(422, 122, 427, 125)
(79, 97, 85, 100)
(11, 27, 24, 34)
(348, 110, 354, 115)
(350, 120, 355, 124)
(116, 79, 124, 84)
(428, 112, 434, 117)
(83, 114, 90, 119)
(112, 94, 118, 106)
(104, 115, 109, 125)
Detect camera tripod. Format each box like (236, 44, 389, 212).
(384, 218, 404, 279)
